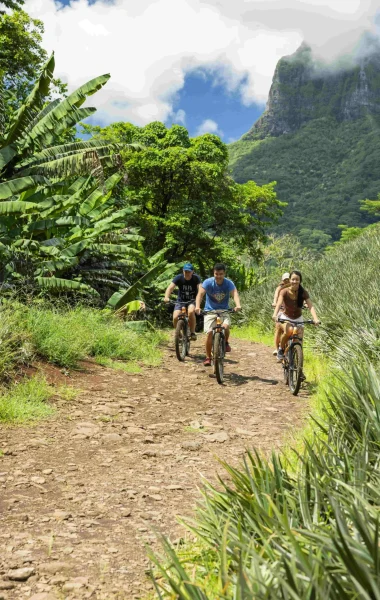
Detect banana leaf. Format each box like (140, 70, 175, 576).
(108, 262, 167, 310)
(5, 54, 55, 145)
(0, 200, 39, 214)
(0, 175, 48, 199)
(36, 276, 99, 295)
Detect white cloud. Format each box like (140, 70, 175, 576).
(172, 109, 186, 125)
(196, 118, 221, 136)
(25, 0, 380, 125)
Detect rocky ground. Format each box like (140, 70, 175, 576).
(0, 335, 309, 600)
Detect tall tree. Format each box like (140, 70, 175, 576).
(0, 9, 67, 122)
(83, 121, 284, 276)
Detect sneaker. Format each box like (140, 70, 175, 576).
(190, 332, 197, 341)
(272, 349, 278, 356)
(277, 347, 285, 361)
(225, 342, 232, 352)
(203, 357, 212, 366)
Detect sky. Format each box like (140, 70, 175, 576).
(24, 0, 380, 141)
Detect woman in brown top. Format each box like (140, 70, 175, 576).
(272, 270, 320, 361)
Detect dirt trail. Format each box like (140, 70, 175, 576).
(0, 336, 308, 600)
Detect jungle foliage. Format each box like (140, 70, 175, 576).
(229, 116, 380, 243)
(82, 121, 284, 278)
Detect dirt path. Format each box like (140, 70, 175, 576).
(0, 336, 308, 600)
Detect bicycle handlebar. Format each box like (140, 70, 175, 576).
(164, 299, 195, 306)
(198, 308, 236, 316)
(277, 318, 321, 325)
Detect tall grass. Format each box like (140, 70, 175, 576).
(0, 301, 166, 371)
(0, 376, 54, 423)
(150, 226, 380, 598)
(241, 224, 380, 367)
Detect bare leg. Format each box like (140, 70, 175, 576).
(188, 307, 196, 333)
(275, 323, 281, 349)
(206, 331, 213, 358)
(223, 324, 230, 342)
(173, 310, 181, 328)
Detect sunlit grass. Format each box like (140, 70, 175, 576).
(0, 376, 54, 423)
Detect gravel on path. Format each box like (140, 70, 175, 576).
(0, 335, 308, 599)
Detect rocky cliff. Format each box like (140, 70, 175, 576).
(229, 42, 380, 243)
(246, 42, 380, 140)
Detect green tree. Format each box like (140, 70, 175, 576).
(0, 9, 67, 122)
(298, 227, 332, 253)
(360, 192, 380, 215)
(84, 121, 284, 276)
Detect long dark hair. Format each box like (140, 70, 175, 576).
(290, 270, 304, 308)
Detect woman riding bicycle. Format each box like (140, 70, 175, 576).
(272, 272, 290, 355)
(272, 270, 320, 361)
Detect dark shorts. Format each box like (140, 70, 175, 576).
(174, 300, 196, 311)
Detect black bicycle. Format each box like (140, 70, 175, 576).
(278, 318, 319, 395)
(202, 309, 234, 384)
(166, 300, 194, 361)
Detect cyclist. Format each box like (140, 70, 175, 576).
(272, 270, 320, 361)
(164, 262, 200, 341)
(272, 272, 290, 356)
(195, 263, 241, 366)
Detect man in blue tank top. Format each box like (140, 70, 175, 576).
(195, 263, 241, 366)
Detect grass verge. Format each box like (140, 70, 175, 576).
(0, 375, 55, 423)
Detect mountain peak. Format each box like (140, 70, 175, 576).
(245, 42, 380, 140)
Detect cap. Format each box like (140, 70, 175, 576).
(282, 272, 290, 281)
(183, 262, 194, 271)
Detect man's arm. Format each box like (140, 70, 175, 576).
(164, 282, 176, 302)
(195, 286, 206, 313)
(231, 288, 241, 311)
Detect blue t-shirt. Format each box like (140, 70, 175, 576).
(202, 277, 236, 311)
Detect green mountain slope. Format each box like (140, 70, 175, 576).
(230, 43, 380, 239)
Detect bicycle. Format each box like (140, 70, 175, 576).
(277, 318, 319, 396)
(201, 309, 234, 384)
(166, 300, 194, 362)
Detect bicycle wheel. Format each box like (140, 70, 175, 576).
(289, 343, 303, 395)
(175, 320, 187, 361)
(213, 332, 224, 384)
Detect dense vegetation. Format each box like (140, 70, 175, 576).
(151, 226, 380, 598)
(229, 115, 380, 244)
(81, 120, 283, 277)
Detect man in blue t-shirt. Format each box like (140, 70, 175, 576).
(195, 263, 241, 366)
(164, 262, 201, 340)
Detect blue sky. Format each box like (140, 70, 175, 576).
(167, 71, 265, 141)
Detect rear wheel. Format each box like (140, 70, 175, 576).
(289, 343, 303, 395)
(175, 319, 187, 361)
(213, 331, 224, 384)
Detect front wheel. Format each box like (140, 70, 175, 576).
(213, 331, 225, 384)
(175, 319, 187, 361)
(289, 343, 303, 395)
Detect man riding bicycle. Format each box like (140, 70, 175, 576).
(195, 263, 241, 366)
(164, 262, 200, 341)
